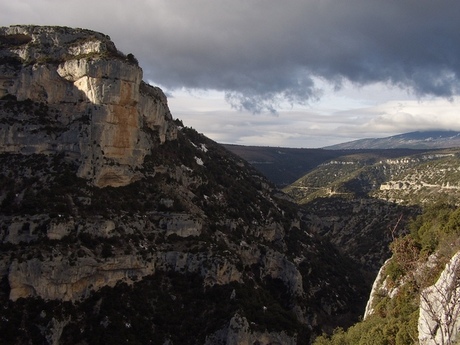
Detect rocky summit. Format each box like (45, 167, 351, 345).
(0, 26, 366, 344)
(0, 25, 176, 188)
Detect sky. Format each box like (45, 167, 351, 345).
(2, 0, 460, 148)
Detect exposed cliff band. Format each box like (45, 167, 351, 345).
(0, 25, 177, 187)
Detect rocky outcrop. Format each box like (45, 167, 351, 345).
(156, 251, 242, 286)
(419, 251, 460, 345)
(260, 249, 304, 296)
(161, 213, 203, 238)
(0, 25, 176, 187)
(8, 255, 156, 301)
(205, 313, 297, 345)
(363, 259, 392, 319)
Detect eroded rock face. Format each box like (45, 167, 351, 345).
(419, 251, 460, 345)
(363, 259, 392, 319)
(0, 25, 177, 187)
(205, 313, 297, 345)
(8, 255, 156, 301)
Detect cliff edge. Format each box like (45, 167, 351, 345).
(0, 25, 176, 187)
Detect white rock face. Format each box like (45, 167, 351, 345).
(0, 25, 177, 187)
(364, 259, 392, 319)
(419, 250, 460, 345)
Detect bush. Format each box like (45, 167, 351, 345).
(445, 208, 460, 235)
(409, 202, 453, 253)
(388, 236, 420, 281)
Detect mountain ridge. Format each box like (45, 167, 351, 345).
(325, 130, 460, 150)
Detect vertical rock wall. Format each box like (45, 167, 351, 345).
(419, 251, 460, 345)
(0, 25, 177, 187)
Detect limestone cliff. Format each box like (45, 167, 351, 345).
(0, 25, 176, 187)
(419, 251, 460, 345)
(0, 25, 366, 345)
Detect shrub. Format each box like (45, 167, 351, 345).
(445, 208, 460, 235)
(388, 236, 420, 280)
(409, 202, 453, 253)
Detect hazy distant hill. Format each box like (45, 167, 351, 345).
(325, 130, 460, 150)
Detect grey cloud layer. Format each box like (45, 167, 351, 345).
(4, 0, 460, 112)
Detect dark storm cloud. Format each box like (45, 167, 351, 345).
(3, 0, 460, 112)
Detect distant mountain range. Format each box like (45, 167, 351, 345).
(325, 130, 460, 149)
